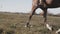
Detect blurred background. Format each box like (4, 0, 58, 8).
(0, 0, 60, 15)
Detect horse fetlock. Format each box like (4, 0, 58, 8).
(46, 24, 52, 31)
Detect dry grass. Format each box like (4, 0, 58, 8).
(0, 12, 60, 34)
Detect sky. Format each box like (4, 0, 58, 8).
(0, 0, 60, 14)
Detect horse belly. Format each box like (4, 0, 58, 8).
(46, 0, 53, 5)
(47, 5, 60, 8)
(47, 0, 60, 8)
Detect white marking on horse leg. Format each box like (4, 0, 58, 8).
(24, 23, 33, 27)
(56, 29, 60, 34)
(46, 24, 52, 31)
(25, 25, 27, 27)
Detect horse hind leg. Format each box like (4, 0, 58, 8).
(25, 6, 37, 27)
(43, 8, 53, 31)
(43, 8, 47, 23)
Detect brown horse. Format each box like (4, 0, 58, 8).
(25, 0, 60, 31)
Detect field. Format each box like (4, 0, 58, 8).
(0, 12, 60, 34)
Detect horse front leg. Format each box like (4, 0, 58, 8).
(25, 6, 37, 27)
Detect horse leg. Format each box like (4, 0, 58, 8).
(43, 8, 47, 23)
(26, 6, 37, 27)
(43, 8, 52, 31)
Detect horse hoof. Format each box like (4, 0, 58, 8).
(24, 23, 29, 27)
(24, 25, 27, 27)
(56, 29, 60, 34)
(24, 24, 33, 28)
(46, 24, 52, 31)
(24, 25, 29, 27)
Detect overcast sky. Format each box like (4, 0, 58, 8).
(0, 0, 60, 14)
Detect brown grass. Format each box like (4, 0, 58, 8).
(0, 12, 60, 34)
